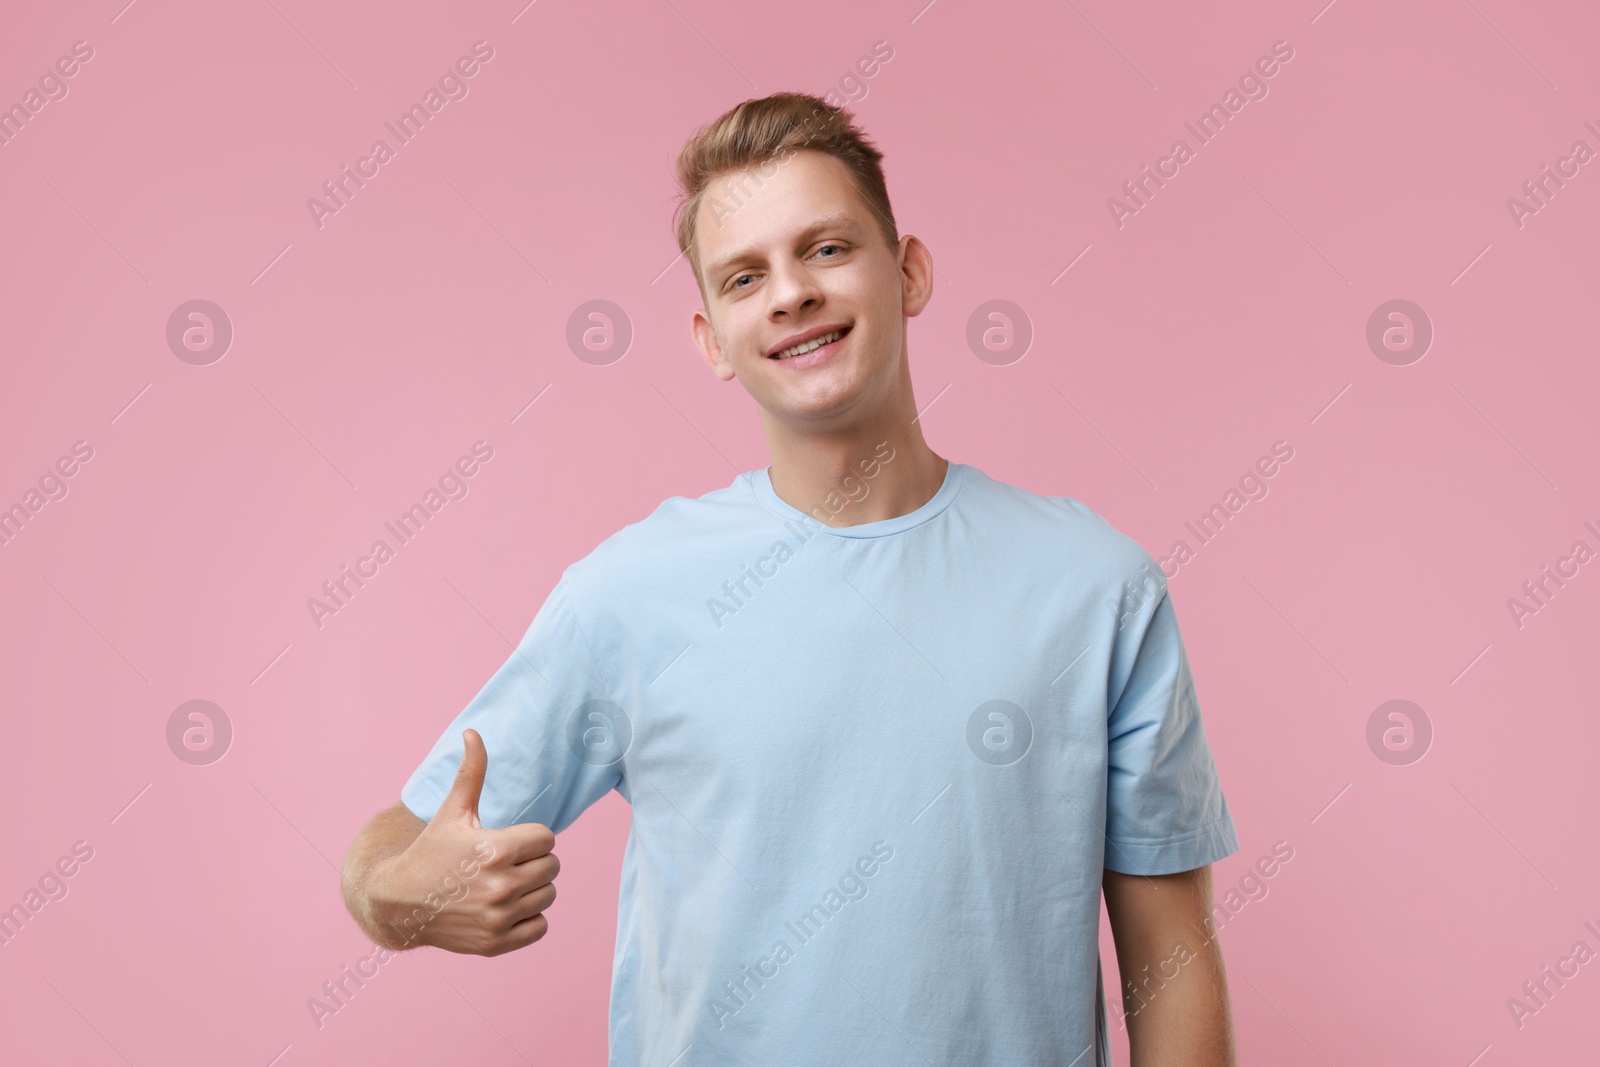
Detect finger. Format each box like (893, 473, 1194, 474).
(502, 881, 556, 928)
(496, 820, 556, 865)
(507, 852, 560, 893)
(500, 911, 549, 953)
(437, 728, 487, 830)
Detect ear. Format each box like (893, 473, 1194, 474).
(692, 308, 737, 381)
(898, 235, 934, 319)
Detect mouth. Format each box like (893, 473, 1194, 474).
(767, 325, 852, 368)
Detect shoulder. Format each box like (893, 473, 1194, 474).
(558, 472, 762, 602)
(961, 465, 1164, 588)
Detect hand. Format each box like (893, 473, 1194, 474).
(371, 728, 559, 956)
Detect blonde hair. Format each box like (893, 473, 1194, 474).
(672, 92, 899, 293)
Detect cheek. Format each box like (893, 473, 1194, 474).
(729, 319, 763, 362)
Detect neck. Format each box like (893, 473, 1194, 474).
(760, 395, 947, 529)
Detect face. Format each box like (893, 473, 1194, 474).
(690, 149, 932, 430)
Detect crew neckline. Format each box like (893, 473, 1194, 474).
(749, 459, 966, 539)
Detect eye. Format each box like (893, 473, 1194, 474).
(725, 243, 846, 293)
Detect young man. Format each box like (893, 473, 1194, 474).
(342, 92, 1241, 1066)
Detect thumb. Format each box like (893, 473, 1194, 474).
(438, 728, 487, 829)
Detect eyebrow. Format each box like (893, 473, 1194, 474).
(704, 211, 865, 283)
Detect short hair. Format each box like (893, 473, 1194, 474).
(672, 92, 899, 295)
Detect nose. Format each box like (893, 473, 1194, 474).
(765, 255, 824, 320)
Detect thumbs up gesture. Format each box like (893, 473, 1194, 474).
(369, 729, 560, 956)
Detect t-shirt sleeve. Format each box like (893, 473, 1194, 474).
(399, 573, 627, 834)
(1103, 578, 1239, 876)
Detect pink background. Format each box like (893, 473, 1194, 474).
(2, 0, 1597, 1063)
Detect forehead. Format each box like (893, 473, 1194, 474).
(696, 149, 876, 279)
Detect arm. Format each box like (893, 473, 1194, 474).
(1102, 864, 1237, 1067)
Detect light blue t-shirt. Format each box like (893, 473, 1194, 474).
(401, 459, 1239, 1066)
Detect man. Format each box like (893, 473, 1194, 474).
(341, 91, 1241, 1066)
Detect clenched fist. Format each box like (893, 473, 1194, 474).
(368, 728, 560, 956)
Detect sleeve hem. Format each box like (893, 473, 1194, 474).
(400, 779, 445, 825)
(1103, 814, 1240, 876)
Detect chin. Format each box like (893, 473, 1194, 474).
(778, 385, 871, 423)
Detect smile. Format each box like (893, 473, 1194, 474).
(769, 326, 851, 366)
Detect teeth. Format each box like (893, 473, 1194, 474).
(775, 329, 843, 359)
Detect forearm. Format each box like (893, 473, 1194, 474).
(1120, 930, 1237, 1067)
(341, 802, 426, 948)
